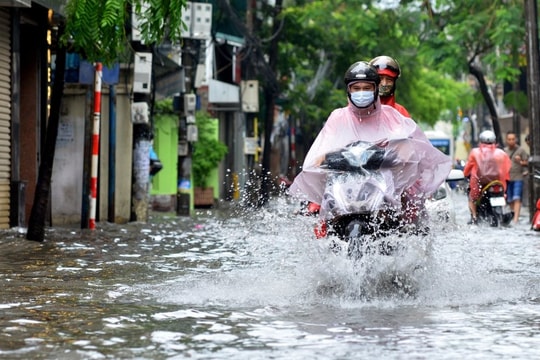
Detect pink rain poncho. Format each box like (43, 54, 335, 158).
(289, 98, 453, 218)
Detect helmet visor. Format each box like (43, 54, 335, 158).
(378, 68, 398, 78)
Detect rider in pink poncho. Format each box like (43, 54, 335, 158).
(289, 61, 452, 231)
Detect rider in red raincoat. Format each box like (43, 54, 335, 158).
(369, 55, 411, 118)
(463, 130, 511, 225)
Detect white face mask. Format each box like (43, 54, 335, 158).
(350, 90, 375, 108)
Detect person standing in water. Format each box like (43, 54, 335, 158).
(504, 131, 529, 224)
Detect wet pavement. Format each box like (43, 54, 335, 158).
(0, 193, 540, 359)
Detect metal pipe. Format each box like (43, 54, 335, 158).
(108, 85, 116, 222)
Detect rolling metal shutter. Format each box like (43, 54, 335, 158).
(0, 9, 11, 229)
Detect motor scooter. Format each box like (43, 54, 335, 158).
(310, 139, 451, 258)
(474, 180, 513, 227)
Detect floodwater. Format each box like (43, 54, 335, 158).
(1, 192, 540, 359)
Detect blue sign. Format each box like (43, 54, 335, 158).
(65, 53, 120, 85)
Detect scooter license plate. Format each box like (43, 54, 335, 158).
(490, 197, 506, 207)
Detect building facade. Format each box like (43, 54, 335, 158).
(1, 2, 56, 229)
(0, 1, 267, 229)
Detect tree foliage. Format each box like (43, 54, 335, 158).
(265, 0, 529, 150)
(192, 112, 228, 189)
(416, 0, 526, 143)
(418, 0, 524, 83)
(62, 0, 188, 65)
(277, 0, 478, 145)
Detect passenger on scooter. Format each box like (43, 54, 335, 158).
(368, 55, 411, 118)
(289, 61, 452, 236)
(463, 130, 511, 225)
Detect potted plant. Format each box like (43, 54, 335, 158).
(192, 111, 228, 206)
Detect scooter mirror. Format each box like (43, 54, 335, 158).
(446, 168, 465, 182)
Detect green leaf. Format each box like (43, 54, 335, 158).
(192, 111, 228, 188)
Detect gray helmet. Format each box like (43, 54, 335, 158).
(369, 56, 401, 97)
(369, 55, 401, 78)
(479, 130, 496, 144)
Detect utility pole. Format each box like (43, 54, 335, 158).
(524, 0, 540, 220)
(130, 51, 154, 222)
(243, 0, 260, 206)
(177, 39, 195, 216)
(260, 0, 283, 206)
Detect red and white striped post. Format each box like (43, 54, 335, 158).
(89, 63, 102, 230)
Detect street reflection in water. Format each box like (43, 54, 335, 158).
(1, 193, 540, 359)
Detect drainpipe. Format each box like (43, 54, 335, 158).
(108, 85, 116, 222)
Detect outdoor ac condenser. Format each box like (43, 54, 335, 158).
(133, 52, 153, 94)
(241, 80, 259, 113)
(131, 2, 150, 42)
(131, 102, 149, 124)
(191, 2, 212, 39)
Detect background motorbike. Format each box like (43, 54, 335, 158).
(474, 180, 513, 227)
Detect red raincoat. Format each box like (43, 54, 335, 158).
(463, 143, 511, 201)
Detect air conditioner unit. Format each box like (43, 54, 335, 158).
(133, 52, 152, 94)
(131, 102, 149, 123)
(191, 2, 212, 39)
(241, 80, 259, 112)
(131, 2, 149, 42)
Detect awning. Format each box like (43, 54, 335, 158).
(0, 0, 31, 7)
(153, 50, 185, 100)
(215, 32, 244, 48)
(33, 0, 65, 14)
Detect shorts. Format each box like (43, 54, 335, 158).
(506, 180, 524, 202)
(468, 176, 483, 201)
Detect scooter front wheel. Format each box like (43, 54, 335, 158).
(344, 219, 395, 258)
(345, 220, 372, 258)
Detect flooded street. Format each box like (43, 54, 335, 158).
(1, 192, 540, 359)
